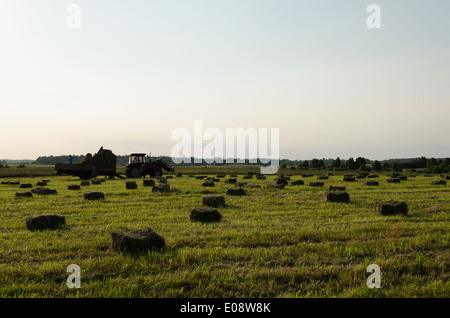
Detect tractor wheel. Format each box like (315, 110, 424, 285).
(153, 169, 162, 177)
(129, 166, 141, 178)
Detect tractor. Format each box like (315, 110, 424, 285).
(125, 153, 175, 178)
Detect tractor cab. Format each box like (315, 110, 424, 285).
(128, 153, 148, 165)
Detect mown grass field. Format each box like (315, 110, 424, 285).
(0, 168, 449, 298)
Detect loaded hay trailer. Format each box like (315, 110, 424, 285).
(55, 147, 117, 180)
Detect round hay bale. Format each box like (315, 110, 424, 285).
(25, 214, 65, 231)
(431, 179, 447, 185)
(224, 178, 237, 184)
(202, 195, 226, 208)
(111, 228, 165, 254)
(364, 180, 379, 186)
(143, 179, 156, 187)
(309, 182, 324, 187)
(326, 191, 350, 203)
(329, 185, 346, 191)
(226, 188, 247, 196)
(68, 185, 81, 190)
(81, 180, 90, 186)
(343, 176, 355, 182)
(387, 178, 401, 183)
(374, 201, 408, 216)
(16, 192, 33, 198)
(31, 188, 57, 195)
(125, 181, 137, 190)
(202, 181, 215, 187)
(190, 207, 222, 223)
(152, 184, 170, 193)
(291, 180, 304, 186)
(83, 191, 105, 200)
(19, 183, 33, 189)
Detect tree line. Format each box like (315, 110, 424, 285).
(24, 155, 450, 173)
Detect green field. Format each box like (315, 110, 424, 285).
(0, 168, 449, 298)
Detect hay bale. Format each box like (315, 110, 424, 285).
(329, 185, 346, 191)
(242, 175, 253, 179)
(190, 207, 222, 223)
(195, 176, 206, 180)
(243, 183, 261, 188)
(68, 185, 81, 190)
(143, 179, 156, 187)
(317, 175, 328, 180)
(291, 180, 304, 186)
(8, 181, 20, 185)
(256, 174, 266, 180)
(364, 180, 379, 186)
(387, 178, 401, 183)
(176, 173, 183, 177)
(309, 182, 324, 187)
(19, 183, 33, 189)
(224, 178, 237, 184)
(83, 191, 105, 200)
(152, 184, 170, 193)
(216, 174, 225, 178)
(398, 176, 407, 181)
(235, 182, 248, 187)
(111, 228, 165, 254)
(343, 176, 355, 182)
(202, 195, 226, 208)
(275, 178, 288, 186)
(431, 179, 447, 185)
(326, 191, 350, 203)
(226, 188, 247, 196)
(374, 201, 408, 216)
(81, 180, 90, 186)
(367, 174, 378, 178)
(25, 214, 65, 231)
(16, 192, 33, 198)
(91, 179, 102, 185)
(268, 184, 285, 189)
(230, 174, 237, 178)
(442, 175, 450, 180)
(166, 175, 173, 179)
(36, 181, 47, 187)
(202, 181, 215, 187)
(31, 188, 57, 195)
(125, 181, 138, 190)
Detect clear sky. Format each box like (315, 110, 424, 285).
(1, 0, 449, 160)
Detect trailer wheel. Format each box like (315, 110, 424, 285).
(153, 169, 162, 177)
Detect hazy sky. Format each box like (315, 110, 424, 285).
(1, 0, 449, 160)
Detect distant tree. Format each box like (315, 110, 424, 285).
(371, 160, 382, 171)
(355, 157, 367, 168)
(392, 162, 402, 172)
(331, 157, 341, 168)
(280, 162, 287, 169)
(300, 160, 309, 169)
(346, 158, 357, 170)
